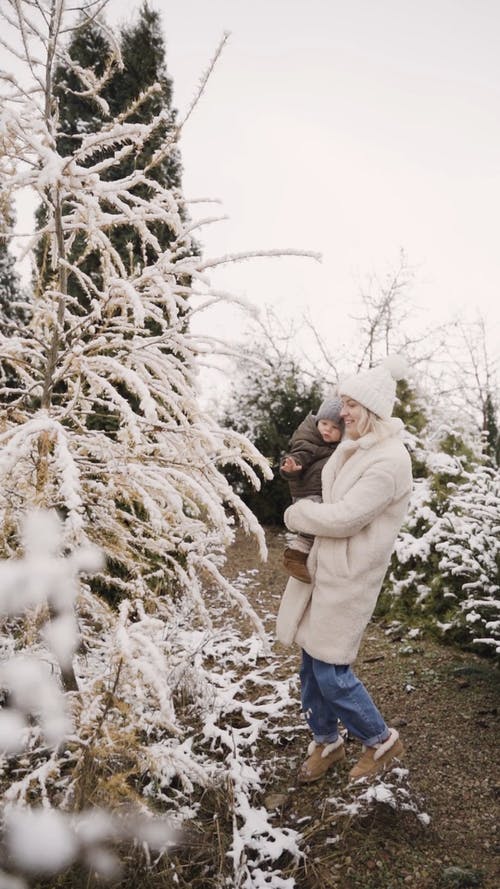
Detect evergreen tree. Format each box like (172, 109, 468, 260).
(391, 377, 428, 479)
(483, 391, 499, 467)
(222, 351, 326, 524)
(36, 3, 188, 308)
(109, 2, 182, 190)
(34, 3, 193, 435)
(57, 2, 180, 185)
(379, 422, 500, 659)
(0, 204, 26, 334)
(0, 237, 21, 334)
(0, 203, 31, 399)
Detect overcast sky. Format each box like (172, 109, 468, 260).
(107, 0, 500, 359)
(9, 0, 499, 369)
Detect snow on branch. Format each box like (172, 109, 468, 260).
(194, 247, 322, 272)
(179, 31, 230, 131)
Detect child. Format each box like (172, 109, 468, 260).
(279, 397, 343, 582)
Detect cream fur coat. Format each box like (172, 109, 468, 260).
(276, 418, 412, 664)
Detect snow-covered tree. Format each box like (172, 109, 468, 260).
(444, 317, 499, 462)
(0, 205, 24, 331)
(0, 201, 31, 401)
(0, 8, 321, 876)
(221, 331, 326, 524)
(0, 509, 298, 888)
(483, 390, 499, 467)
(0, 0, 272, 608)
(380, 423, 500, 658)
(40, 1, 187, 305)
(0, 238, 20, 334)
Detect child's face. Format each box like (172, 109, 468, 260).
(317, 419, 342, 442)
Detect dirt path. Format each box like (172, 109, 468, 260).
(224, 527, 500, 889)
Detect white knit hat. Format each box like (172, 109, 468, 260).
(339, 355, 409, 419)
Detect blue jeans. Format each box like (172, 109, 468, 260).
(300, 650, 389, 747)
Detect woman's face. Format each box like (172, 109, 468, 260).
(340, 397, 364, 439)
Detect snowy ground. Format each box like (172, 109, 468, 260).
(1, 526, 498, 889)
(203, 527, 499, 889)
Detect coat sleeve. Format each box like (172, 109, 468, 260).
(284, 464, 397, 538)
(279, 442, 328, 477)
(284, 442, 319, 471)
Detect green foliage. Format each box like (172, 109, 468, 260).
(222, 355, 326, 524)
(0, 240, 22, 332)
(428, 430, 477, 510)
(36, 3, 187, 306)
(393, 379, 428, 479)
(483, 391, 499, 467)
(58, 2, 182, 191)
(393, 379, 427, 435)
(0, 204, 31, 397)
(0, 204, 27, 333)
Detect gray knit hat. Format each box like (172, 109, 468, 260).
(315, 396, 343, 426)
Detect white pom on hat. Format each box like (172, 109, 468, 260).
(339, 353, 409, 419)
(381, 354, 410, 382)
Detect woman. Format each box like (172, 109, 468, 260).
(276, 356, 413, 783)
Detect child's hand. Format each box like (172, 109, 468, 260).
(281, 456, 302, 472)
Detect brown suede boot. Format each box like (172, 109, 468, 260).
(349, 728, 404, 781)
(283, 547, 311, 583)
(298, 737, 346, 784)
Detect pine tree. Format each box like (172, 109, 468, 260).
(36, 3, 188, 308)
(391, 377, 428, 479)
(483, 391, 499, 467)
(108, 2, 182, 190)
(36, 3, 194, 435)
(0, 202, 30, 399)
(0, 204, 26, 334)
(379, 421, 500, 658)
(56, 1, 181, 190)
(222, 349, 326, 524)
(0, 235, 21, 334)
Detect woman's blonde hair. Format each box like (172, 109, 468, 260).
(350, 404, 395, 441)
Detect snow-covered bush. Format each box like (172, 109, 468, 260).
(0, 510, 179, 886)
(0, 511, 306, 886)
(381, 426, 500, 657)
